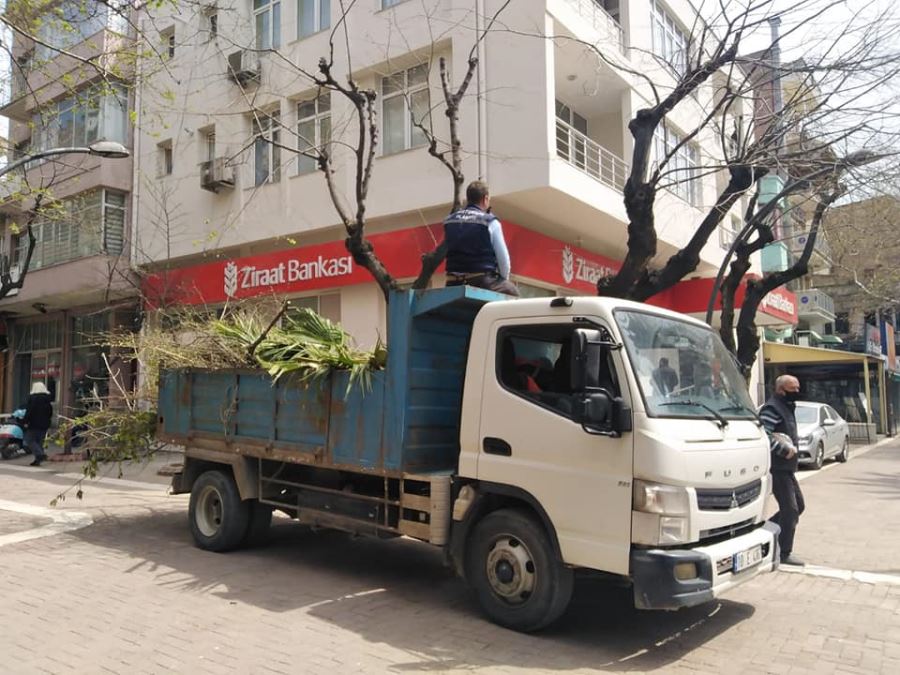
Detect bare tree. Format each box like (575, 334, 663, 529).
(521, 0, 900, 369)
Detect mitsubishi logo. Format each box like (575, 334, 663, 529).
(730, 492, 739, 509)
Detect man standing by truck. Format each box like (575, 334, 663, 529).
(444, 181, 519, 296)
(760, 374, 806, 566)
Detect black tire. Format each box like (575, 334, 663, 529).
(242, 501, 273, 547)
(837, 437, 850, 463)
(188, 470, 250, 552)
(465, 508, 573, 632)
(813, 442, 825, 470)
(0, 442, 13, 460)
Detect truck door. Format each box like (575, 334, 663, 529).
(476, 319, 634, 575)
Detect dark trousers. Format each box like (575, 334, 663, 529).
(771, 470, 805, 558)
(447, 272, 520, 296)
(24, 428, 48, 460)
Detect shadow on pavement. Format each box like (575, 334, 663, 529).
(71, 506, 755, 671)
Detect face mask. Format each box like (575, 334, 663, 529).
(783, 391, 801, 403)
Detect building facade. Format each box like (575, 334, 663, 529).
(133, 0, 765, 345)
(0, 1, 138, 417)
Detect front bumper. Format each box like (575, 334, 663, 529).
(632, 521, 780, 610)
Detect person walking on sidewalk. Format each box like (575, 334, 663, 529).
(24, 382, 53, 467)
(759, 374, 806, 566)
(444, 181, 519, 296)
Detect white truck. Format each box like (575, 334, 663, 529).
(161, 287, 779, 632)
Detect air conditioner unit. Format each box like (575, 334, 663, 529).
(2, 264, 21, 297)
(200, 157, 235, 192)
(227, 50, 260, 86)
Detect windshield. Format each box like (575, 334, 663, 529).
(795, 407, 818, 424)
(615, 310, 756, 420)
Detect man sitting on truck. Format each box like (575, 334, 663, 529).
(444, 181, 519, 296)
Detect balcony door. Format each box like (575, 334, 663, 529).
(556, 100, 588, 169)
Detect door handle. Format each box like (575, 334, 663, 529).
(483, 437, 512, 456)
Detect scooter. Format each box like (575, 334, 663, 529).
(0, 409, 28, 460)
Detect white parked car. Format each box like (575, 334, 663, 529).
(795, 402, 850, 469)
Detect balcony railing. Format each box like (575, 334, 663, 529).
(797, 288, 835, 320)
(555, 118, 628, 192)
(790, 231, 832, 263)
(564, 0, 626, 54)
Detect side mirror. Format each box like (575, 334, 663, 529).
(575, 390, 633, 437)
(822, 418, 836, 427)
(571, 328, 605, 391)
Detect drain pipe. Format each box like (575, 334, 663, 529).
(475, 0, 487, 181)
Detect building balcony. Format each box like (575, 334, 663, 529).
(761, 241, 791, 273)
(797, 288, 836, 322)
(554, 0, 626, 55)
(790, 230, 832, 272)
(555, 118, 628, 192)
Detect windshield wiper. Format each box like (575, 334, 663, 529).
(718, 403, 763, 427)
(659, 400, 729, 429)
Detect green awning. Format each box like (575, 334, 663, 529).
(818, 335, 844, 345)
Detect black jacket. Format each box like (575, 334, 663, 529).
(24, 392, 53, 431)
(759, 394, 799, 472)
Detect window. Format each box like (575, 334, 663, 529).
(382, 64, 430, 155)
(298, 0, 330, 37)
(653, 121, 700, 206)
(296, 94, 330, 174)
(382, 0, 405, 7)
(496, 324, 620, 418)
(161, 27, 175, 58)
(158, 141, 173, 176)
(32, 83, 128, 153)
(719, 215, 741, 249)
(22, 190, 127, 271)
(35, 0, 117, 61)
(253, 110, 281, 185)
(204, 9, 218, 39)
(254, 0, 281, 50)
(204, 131, 216, 162)
(651, 0, 688, 75)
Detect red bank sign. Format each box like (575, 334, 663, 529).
(143, 222, 622, 306)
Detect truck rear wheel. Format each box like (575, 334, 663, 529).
(189, 470, 249, 552)
(465, 508, 573, 632)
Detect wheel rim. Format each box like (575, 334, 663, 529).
(485, 534, 536, 605)
(816, 445, 824, 466)
(196, 485, 225, 537)
(842, 440, 849, 458)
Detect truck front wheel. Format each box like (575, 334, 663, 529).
(189, 470, 250, 552)
(465, 508, 573, 632)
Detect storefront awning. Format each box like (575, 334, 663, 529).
(818, 335, 844, 345)
(763, 341, 881, 365)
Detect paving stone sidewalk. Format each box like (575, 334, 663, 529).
(0, 441, 898, 673)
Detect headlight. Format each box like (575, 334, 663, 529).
(800, 434, 812, 444)
(633, 480, 690, 515)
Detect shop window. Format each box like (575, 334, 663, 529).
(517, 283, 556, 299)
(496, 324, 620, 418)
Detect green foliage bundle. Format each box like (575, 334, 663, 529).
(212, 307, 387, 393)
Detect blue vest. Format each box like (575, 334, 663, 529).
(444, 206, 498, 274)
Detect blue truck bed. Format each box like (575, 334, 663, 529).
(157, 286, 507, 474)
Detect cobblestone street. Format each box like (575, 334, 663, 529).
(1, 441, 899, 674)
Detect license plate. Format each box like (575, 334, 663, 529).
(733, 544, 763, 573)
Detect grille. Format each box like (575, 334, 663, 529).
(696, 479, 762, 511)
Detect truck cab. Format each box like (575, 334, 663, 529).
(451, 295, 778, 627)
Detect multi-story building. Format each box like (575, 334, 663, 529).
(135, 0, 787, 348)
(0, 1, 138, 416)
